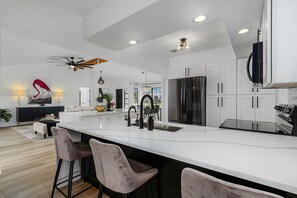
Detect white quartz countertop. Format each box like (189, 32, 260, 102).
(58, 118, 297, 194)
(61, 109, 125, 117)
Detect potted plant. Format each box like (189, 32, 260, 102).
(103, 92, 114, 111)
(0, 109, 12, 122)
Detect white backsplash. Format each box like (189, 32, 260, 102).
(288, 88, 297, 104)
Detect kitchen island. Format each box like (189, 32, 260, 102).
(58, 117, 297, 197)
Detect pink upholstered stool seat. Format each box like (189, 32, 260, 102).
(181, 168, 283, 198)
(89, 138, 158, 198)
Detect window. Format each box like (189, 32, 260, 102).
(151, 87, 161, 106)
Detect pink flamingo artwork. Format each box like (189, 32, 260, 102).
(29, 79, 52, 103)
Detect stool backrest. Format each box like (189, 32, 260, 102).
(89, 139, 136, 193)
(51, 127, 80, 161)
(181, 168, 283, 198)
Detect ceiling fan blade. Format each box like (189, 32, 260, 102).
(79, 65, 93, 68)
(170, 49, 179, 53)
(79, 64, 94, 66)
(76, 60, 85, 64)
(46, 61, 66, 64)
(49, 57, 67, 62)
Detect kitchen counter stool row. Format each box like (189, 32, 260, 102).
(50, 127, 283, 198)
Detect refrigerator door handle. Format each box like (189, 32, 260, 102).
(221, 97, 223, 107)
(221, 83, 223, 93)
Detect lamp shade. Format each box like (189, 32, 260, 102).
(53, 90, 64, 98)
(12, 89, 26, 97)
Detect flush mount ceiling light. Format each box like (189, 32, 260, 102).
(129, 40, 138, 45)
(170, 38, 189, 53)
(194, 15, 206, 23)
(97, 71, 105, 85)
(238, 28, 249, 34)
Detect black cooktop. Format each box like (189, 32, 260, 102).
(219, 119, 289, 135)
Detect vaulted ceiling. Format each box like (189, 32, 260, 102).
(0, 0, 264, 73)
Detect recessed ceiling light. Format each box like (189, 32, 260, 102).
(194, 15, 206, 23)
(129, 40, 138, 45)
(238, 28, 249, 34)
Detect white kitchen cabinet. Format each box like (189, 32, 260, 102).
(237, 94, 276, 122)
(206, 95, 236, 128)
(206, 96, 221, 127)
(237, 58, 276, 95)
(188, 65, 206, 77)
(255, 95, 276, 122)
(220, 95, 237, 123)
(206, 63, 221, 95)
(171, 67, 187, 79)
(221, 61, 237, 95)
(207, 60, 236, 95)
(262, 0, 297, 88)
(170, 64, 206, 79)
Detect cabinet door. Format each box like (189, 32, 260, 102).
(221, 60, 236, 95)
(206, 63, 221, 95)
(206, 95, 221, 127)
(255, 95, 276, 122)
(237, 95, 255, 121)
(171, 67, 186, 79)
(220, 95, 237, 123)
(237, 58, 254, 95)
(188, 64, 206, 77)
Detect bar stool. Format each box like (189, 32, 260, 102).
(89, 138, 158, 198)
(181, 168, 283, 198)
(50, 127, 93, 198)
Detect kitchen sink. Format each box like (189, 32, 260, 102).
(131, 123, 182, 132)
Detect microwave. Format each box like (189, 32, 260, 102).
(246, 42, 263, 86)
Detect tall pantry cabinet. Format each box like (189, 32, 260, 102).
(206, 60, 237, 127)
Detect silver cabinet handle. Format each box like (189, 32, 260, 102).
(221, 83, 223, 93)
(252, 96, 254, 108)
(188, 68, 190, 76)
(79, 91, 81, 106)
(217, 83, 220, 93)
(252, 88, 254, 93)
(257, 96, 259, 108)
(221, 97, 223, 107)
(257, 88, 259, 93)
(217, 97, 220, 107)
(185, 68, 187, 76)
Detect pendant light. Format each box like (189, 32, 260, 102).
(97, 71, 105, 85)
(142, 71, 151, 93)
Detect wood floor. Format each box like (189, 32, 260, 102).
(0, 126, 108, 198)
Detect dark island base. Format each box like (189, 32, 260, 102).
(80, 133, 296, 198)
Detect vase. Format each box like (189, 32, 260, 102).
(106, 102, 112, 111)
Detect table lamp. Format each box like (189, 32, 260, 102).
(12, 89, 26, 106)
(53, 90, 64, 105)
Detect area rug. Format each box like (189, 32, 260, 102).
(11, 125, 53, 142)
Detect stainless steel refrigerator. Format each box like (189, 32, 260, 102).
(168, 77, 206, 126)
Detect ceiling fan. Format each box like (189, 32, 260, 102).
(170, 38, 189, 53)
(47, 56, 108, 71)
